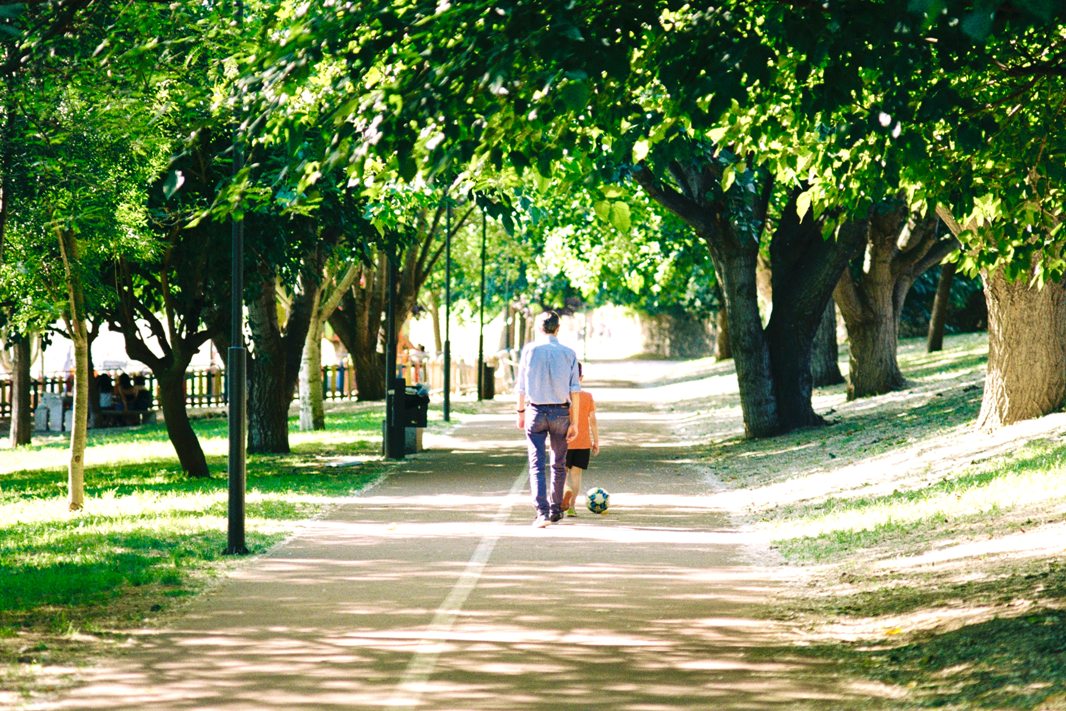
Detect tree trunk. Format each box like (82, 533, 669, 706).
(811, 302, 844, 387)
(299, 316, 325, 431)
(246, 243, 321, 453)
(718, 247, 780, 437)
(429, 290, 443, 355)
(68, 321, 89, 511)
(714, 308, 731, 360)
(299, 261, 360, 431)
(834, 209, 955, 400)
(9, 335, 32, 447)
(764, 200, 862, 429)
(247, 278, 297, 454)
(57, 227, 87, 511)
(156, 369, 209, 477)
(926, 262, 956, 352)
(977, 267, 1066, 430)
(330, 255, 387, 401)
(842, 303, 906, 399)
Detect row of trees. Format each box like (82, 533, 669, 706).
(0, 1, 720, 509)
(1, 2, 1062, 508)
(253, 0, 1062, 435)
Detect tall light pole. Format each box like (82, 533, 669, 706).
(477, 205, 486, 401)
(443, 199, 452, 421)
(383, 245, 404, 459)
(225, 0, 247, 556)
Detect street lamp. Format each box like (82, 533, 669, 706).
(225, 0, 247, 556)
(443, 199, 451, 421)
(477, 205, 486, 401)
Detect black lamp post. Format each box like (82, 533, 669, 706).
(443, 199, 452, 421)
(225, 0, 247, 556)
(383, 245, 405, 459)
(477, 206, 486, 401)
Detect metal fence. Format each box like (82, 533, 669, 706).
(1, 356, 514, 420)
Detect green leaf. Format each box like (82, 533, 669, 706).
(796, 189, 813, 222)
(593, 200, 611, 222)
(632, 139, 650, 164)
(721, 165, 736, 193)
(609, 201, 631, 232)
(560, 80, 590, 112)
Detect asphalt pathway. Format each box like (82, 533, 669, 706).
(35, 361, 850, 710)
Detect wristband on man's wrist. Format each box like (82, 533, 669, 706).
(516, 408, 525, 413)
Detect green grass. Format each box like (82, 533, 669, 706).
(729, 333, 1066, 709)
(770, 439, 1066, 562)
(0, 403, 391, 675)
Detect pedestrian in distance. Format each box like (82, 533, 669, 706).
(561, 362, 598, 516)
(515, 310, 581, 528)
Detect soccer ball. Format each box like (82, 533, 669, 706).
(586, 487, 609, 514)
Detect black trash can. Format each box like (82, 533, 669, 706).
(480, 363, 495, 400)
(402, 386, 429, 428)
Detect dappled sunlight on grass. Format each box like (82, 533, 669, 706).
(0, 407, 389, 684)
(766, 438, 1066, 561)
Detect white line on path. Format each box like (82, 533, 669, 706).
(384, 468, 528, 708)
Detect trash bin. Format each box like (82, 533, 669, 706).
(480, 363, 495, 400)
(402, 385, 430, 428)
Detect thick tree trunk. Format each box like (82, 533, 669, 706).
(926, 262, 956, 352)
(718, 247, 780, 437)
(634, 161, 862, 436)
(842, 303, 906, 399)
(246, 242, 321, 453)
(9, 336, 32, 447)
(246, 279, 297, 454)
(330, 256, 387, 401)
(765, 200, 862, 429)
(299, 316, 325, 431)
(835, 209, 955, 400)
(811, 303, 844, 387)
(247, 354, 293, 453)
(156, 370, 209, 477)
(977, 268, 1066, 430)
(714, 309, 731, 360)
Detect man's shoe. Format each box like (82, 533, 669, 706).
(532, 515, 551, 528)
(566, 506, 577, 517)
(549, 511, 563, 523)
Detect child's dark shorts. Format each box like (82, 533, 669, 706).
(565, 448, 591, 469)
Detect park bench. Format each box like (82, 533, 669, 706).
(93, 408, 157, 428)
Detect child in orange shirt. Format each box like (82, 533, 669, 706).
(561, 363, 599, 516)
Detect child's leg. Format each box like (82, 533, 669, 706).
(562, 467, 575, 511)
(568, 466, 584, 514)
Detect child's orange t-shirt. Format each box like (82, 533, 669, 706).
(570, 391, 596, 449)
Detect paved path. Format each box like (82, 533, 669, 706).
(35, 362, 847, 710)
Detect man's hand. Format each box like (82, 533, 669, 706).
(566, 423, 578, 442)
(516, 411, 525, 430)
(592, 442, 599, 455)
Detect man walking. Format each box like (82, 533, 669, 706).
(515, 311, 581, 528)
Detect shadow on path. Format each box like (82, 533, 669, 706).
(36, 361, 882, 710)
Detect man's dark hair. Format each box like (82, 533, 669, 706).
(536, 310, 560, 334)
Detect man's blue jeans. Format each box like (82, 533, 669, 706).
(525, 404, 570, 517)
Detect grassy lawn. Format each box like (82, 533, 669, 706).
(720, 333, 1066, 709)
(0, 402, 393, 695)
